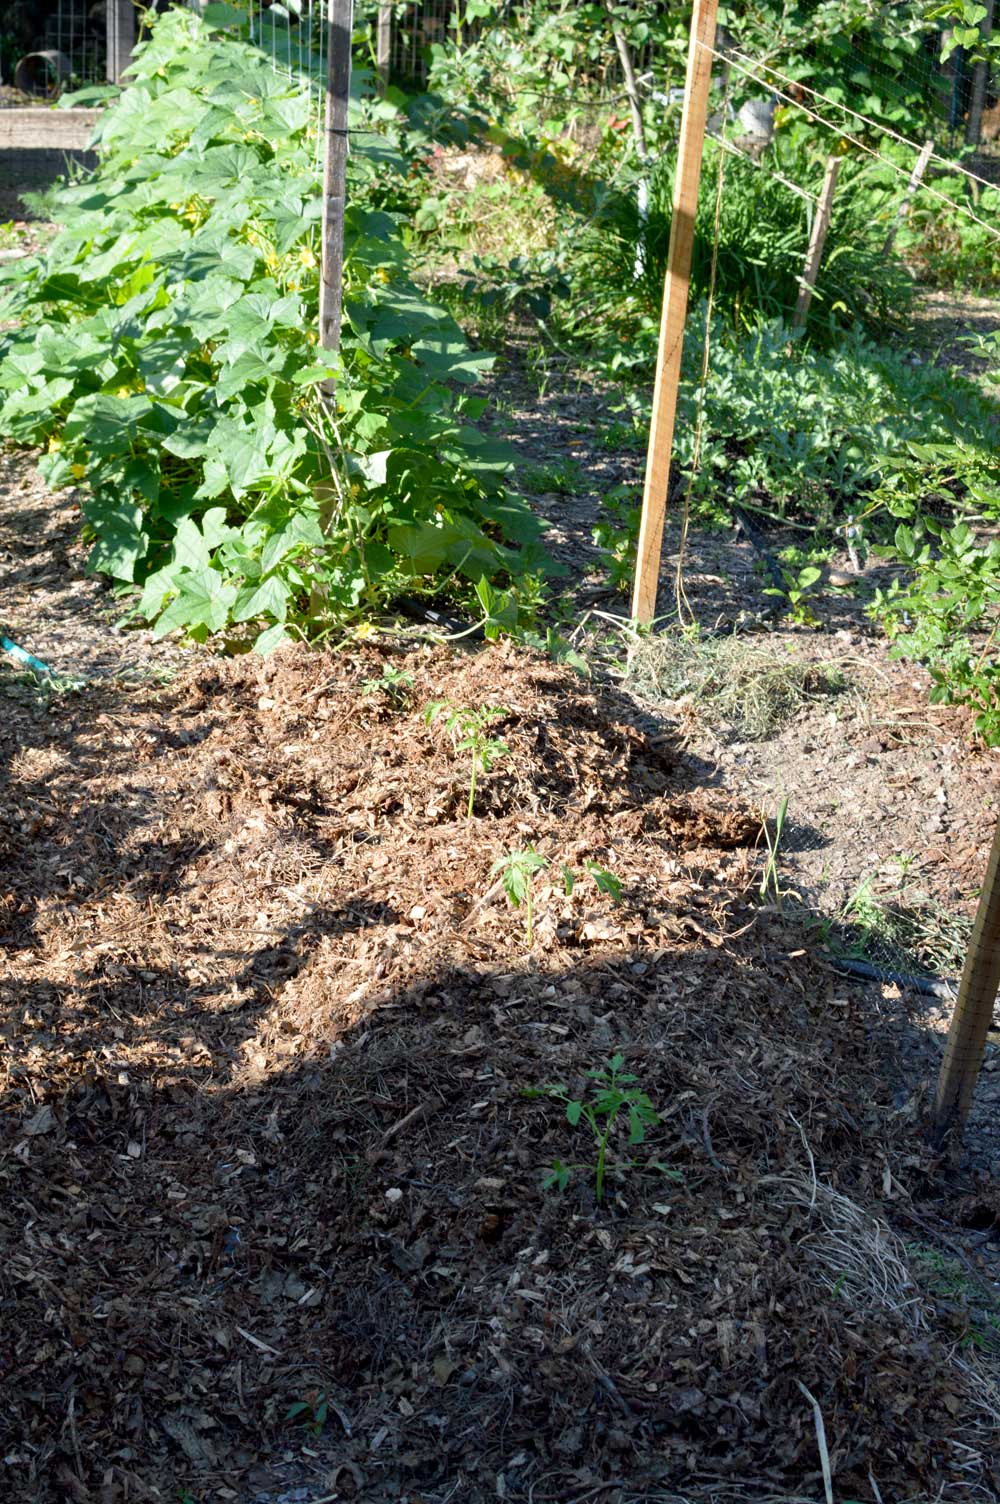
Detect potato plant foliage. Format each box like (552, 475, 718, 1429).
(0, 11, 543, 649)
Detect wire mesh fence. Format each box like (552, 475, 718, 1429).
(1, 0, 106, 103)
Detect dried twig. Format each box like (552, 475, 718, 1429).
(795, 1379, 834, 1504)
(380, 1099, 434, 1147)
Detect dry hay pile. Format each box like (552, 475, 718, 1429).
(0, 642, 997, 1504)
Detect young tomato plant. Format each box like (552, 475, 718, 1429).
(491, 846, 552, 946)
(524, 1054, 668, 1203)
(362, 666, 414, 705)
(285, 1391, 328, 1438)
(492, 849, 624, 945)
(424, 701, 509, 818)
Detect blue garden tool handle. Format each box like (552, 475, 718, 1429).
(1, 633, 53, 677)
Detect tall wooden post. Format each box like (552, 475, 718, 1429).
(932, 811, 1000, 1145)
(965, 0, 996, 146)
(106, 0, 136, 85)
(793, 154, 840, 328)
(631, 0, 719, 626)
(376, 3, 392, 97)
(320, 0, 353, 384)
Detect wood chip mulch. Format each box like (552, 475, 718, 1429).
(2, 640, 997, 1504)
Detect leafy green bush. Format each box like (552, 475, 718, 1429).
(672, 315, 998, 527)
(0, 9, 545, 650)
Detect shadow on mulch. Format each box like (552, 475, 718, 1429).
(1, 642, 998, 1504)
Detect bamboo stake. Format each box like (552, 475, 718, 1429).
(631, 0, 719, 626)
(376, 2, 391, 98)
(883, 139, 933, 255)
(320, 0, 353, 386)
(932, 810, 1000, 1145)
(793, 153, 840, 329)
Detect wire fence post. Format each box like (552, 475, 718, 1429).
(883, 138, 933, 255)
(376, 3, 392, 96)
(320, 0, 353, 388)
(106, 0, 136, 85)
(932, 811, 1000, 1146)
(793, 152, 840, 327)
(631, 0, 719, 626)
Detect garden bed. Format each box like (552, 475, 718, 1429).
(3, 627, 1000, 1504)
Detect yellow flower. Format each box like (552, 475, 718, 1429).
(298, 245, 317, 269)
(47, 435, 62, 453)
(353, 622, 377, 641)
(71, 463, 86, 480)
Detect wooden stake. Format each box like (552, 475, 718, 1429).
(631, 0, 719, 626)
(320, 0, 353, 383)
(793, 153, 840, 329)
(106, 0, 136, 85)
(376, 2, 391, 98)
(932, 810, 1000, 1145)
(883, 139, 933, 255)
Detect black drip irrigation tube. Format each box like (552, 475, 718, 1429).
(823, 952, 958, 1002)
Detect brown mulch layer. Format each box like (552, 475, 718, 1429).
(1, 641, 997, 1504)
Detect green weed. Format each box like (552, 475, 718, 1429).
(523, 456, 586, 496)
(828, 874, 970, 977)
(759, 796, 790, 908)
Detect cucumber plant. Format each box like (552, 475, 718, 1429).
(0, 8, 546, 652)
